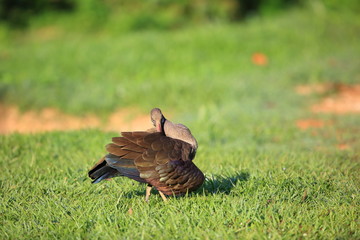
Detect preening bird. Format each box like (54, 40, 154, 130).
(88, 108, 204, 201)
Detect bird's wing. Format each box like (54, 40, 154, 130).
(106, 131, 204, 195)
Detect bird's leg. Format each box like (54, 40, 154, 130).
(145, 184, 152, 202)
(158, 191, 168, 202)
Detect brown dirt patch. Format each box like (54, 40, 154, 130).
(296, 119, 326, 130)
(296, 83, 360, 114)
(0, 104, 151, 135)
(336, 143, 350, 150)
(295, 83, 333, 95)
(295, 83, 360, 151)
(311, 84, 360, 114)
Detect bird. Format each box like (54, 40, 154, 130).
(88, 108, 205, 202)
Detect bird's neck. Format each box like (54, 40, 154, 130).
(164, 121, 198, 149)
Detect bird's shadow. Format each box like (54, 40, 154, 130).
(196, 171, 250, 196)
(107, 171, 250, 199)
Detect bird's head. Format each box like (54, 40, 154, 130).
(150, 108, 166, 132)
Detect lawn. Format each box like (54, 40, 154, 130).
(0, 5, 359, 240)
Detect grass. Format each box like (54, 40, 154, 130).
(1, 6, 359, 116)
(1, 128, 359, 239)
(1, 5, 360, 240)
(1, 130, 358, 239)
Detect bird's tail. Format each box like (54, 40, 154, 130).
(88, 157, 119, 183)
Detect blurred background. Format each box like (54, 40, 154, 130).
(0, 0, 359, 136)
(0, 0, 316, 29)
(2, 2, 359, 238)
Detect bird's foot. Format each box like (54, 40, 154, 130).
(145, 185, 152, 202)
(158, 191, 168, 202)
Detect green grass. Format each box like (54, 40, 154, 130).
(1, 5, 360, 240)
(1, 6, 359, 116)
(1, 129, 359, 239)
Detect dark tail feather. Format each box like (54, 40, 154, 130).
(88, 159, 119, 184)
(88, 155, 146, 184)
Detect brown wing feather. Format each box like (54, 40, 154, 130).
(127, 132, 204, 196)
(89, 131, 204, 196)
(121, 132, 149, 147)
